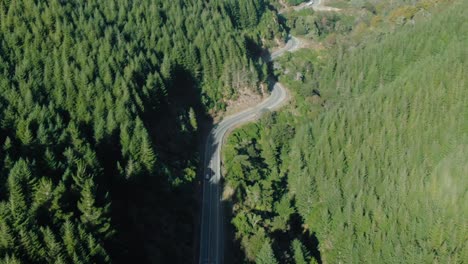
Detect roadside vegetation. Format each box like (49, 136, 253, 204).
(281, 0, 456, 46)
(223, 0, 467, 263)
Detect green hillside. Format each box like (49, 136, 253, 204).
(224, 1, 467, 262)
(291, 2, 467, 262)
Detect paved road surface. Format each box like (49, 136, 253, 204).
(271, 36, 301, 59)
(278, 0, 340, 13)
(198, 35, 301, 264)
(294, 0, 341, 12)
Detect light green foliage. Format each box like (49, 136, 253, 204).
(283, 8, 354, 40)
(189, 108, 198, 131)
(271, 195, 295, 231)
(274, 50, 326, 121)
(225, 1, 466, 263)
(256, 240, 279, 264)
(242, 228, 269, 261)
(297, 1, 467, 263)
(291, 239, 311, 264)
(77, 179, 112, 238)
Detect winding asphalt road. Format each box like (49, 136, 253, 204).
(198, 36, 301, 264)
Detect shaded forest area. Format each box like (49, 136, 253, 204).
(0, 0, 285, 263)
(224, 0, 466, 263)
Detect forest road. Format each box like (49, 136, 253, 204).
(198, 35, 301, 264)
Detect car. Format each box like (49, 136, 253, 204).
(205, 173, 210, 180)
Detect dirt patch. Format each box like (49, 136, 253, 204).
(222, 184, 235, 201)
(279, 0, 289, 9)
(215, 85, 268, 122)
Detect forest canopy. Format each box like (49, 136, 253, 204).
(0, 0, 284, 263)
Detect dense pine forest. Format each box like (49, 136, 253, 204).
(0, 0, 285, 263)
(1, 0, 466, 263)
(224, 0, 467, 263)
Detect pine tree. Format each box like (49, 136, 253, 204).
(255, 240, 278, 264)
(77, 179, 111, 238)
(41, 227, 63, 262)
(188, 107, 198, 131)
(0, 255, 21, 264)
(7, 160, 34, 228)
(0, 217, 14, 252)
(32, 178, 53, 210)
(291, 239, 311, 264)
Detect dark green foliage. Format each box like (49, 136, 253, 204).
(227, 0, 265, 29)
(0, 160, 109, 263)
(224, 113, 299, 262)
(0, 0, 282, 262)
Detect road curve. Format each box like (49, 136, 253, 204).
(271, 36, 301, 60)
(198, 35, 300, 264)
